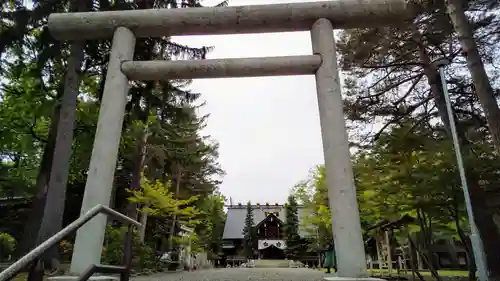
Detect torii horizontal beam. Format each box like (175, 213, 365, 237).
(120, 55, 322, 80)
(48, 0, 416, 40)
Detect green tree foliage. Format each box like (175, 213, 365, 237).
(127, 176, 201, 228)
(0, 0, 227, 266)
(0, 233, 16, 261)
(336, 0, 500, 277)
(293, 119, 500, 278)
(284, 195, 302, 258)
(292, 167, 332, 254)
(242, 201, 256, 259)
(102, 225, 160, 272)
(445, 0, 500, 148)
(196, 193, 226, 258)
(354, 122, 469, 233)
(353, 121, 495, 279)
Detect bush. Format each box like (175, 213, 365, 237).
(101, 225, 161, 272)
(59, 240, 73, 262)
(102, 226, 125, 265)
(136, 244, 161, 272)
(0, 233, 16, 261)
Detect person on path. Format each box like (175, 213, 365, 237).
(323, 242, 337, 273)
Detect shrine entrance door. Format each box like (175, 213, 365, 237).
(260, 245, 285, 259)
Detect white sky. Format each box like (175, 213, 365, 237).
(174, 0, 328, 205)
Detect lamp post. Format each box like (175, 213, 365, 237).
(433, 58, 488, 281)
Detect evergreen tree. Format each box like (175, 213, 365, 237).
(196, 193, 226, 258)
(336, 0, 500, 275)
(284, 195, 301, 259)
(0, 1, 228, 273)
(242, 201, 255, 259)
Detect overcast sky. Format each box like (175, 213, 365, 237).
(173, 0, 327, 205)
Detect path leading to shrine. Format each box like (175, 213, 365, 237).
(133, 268, 328, 281)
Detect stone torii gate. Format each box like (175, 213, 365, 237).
(47, 0, 416, 278)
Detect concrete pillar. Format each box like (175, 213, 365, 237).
(310, 18, 367, 278)
(69, 27, 136, 275)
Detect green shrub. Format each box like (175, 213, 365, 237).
(102, 225, 124, 265)
(59, 240, 74, 262)
(136, 244, 160, 270)
(0, 233, 16, 260)
(101, 225, 161, 272)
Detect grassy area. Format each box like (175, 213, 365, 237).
(368, 269, 468, 277)
(11, 273, 28, 281)
(320, 268, 469, 280)
(9, 272, 52, 281)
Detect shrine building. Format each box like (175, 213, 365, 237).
(221, 203, 310, 261)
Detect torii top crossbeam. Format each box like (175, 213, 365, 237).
(48, 0, 417, 40)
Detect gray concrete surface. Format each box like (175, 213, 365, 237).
(132, 268, 330, 281)
(311, 18, 368, 277)
(48, 0, 415, 40)
(69, 27, 136, 275)
(120, 55, 322, 80)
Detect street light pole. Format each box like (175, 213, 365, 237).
(434, 58, 488, 281)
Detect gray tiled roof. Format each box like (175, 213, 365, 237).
(222, 204, 311, 239)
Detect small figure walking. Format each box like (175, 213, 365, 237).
(323, 242, 337, 274)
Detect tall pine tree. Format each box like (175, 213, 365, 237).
(242, 201, 256, 259)
(284, 195, 301, 259)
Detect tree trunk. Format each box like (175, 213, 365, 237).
(34, 39, 84, 269)
(453, 206, 476, 280)
(414, 32, 457, 138)
(169, 165, 182, 251)
(128, 118, 149, 242)
(416, 209, 441, 281)
(138, 206, 148, 243)
(416, 30, 500, 279)
(125, 104, 150, 243)
(17, 109, 60, 256)
(407, 234, 425, 281)
(126, 124, 149, 220)
(446, 0, 500, 149)
(466, 172, 500, 279)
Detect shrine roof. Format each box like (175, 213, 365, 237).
(222, 204, 311, 239)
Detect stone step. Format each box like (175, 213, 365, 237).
(254, 259, 289, 268)
(323, 276, 385, 281)
(49, 276, 119, 281)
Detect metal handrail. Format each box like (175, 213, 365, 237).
(0, 204, 141, 281)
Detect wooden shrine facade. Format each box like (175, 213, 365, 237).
(221, 203, 310, 261)
(256, 212, 284, 240)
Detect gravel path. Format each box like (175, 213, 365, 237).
(133, 268, 329, 281)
